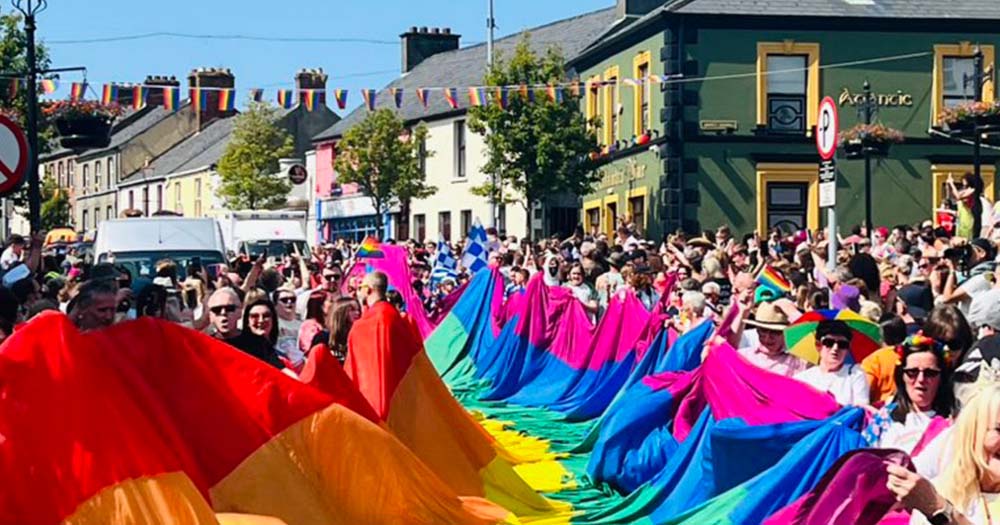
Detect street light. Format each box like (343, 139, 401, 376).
(11, 0, 46, 234)
(856, 80, 878, 236)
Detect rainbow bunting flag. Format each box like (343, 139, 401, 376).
(69, 82, 87, 102)
(218, 88, 235, 111)
(249, 88, 263, 102)
(444, 87, 458, 109)
(361, 89, 376, 111)
(546, 84, 563, 103)
(276, 89, 294, 109)
(39, 79, 57, 95)
(132, 86, 146, 110)
(303, 90, 317, 111)
(333, 89, 348, 110)
(415, 88, 429, 108)
(757, 265, 792, 295)
(494, 87, 509, 109)
(468, 87, 487, 107)
(101, 84, 117, 105)
(162, 86, 180, 111)
(356, 236, 384, 258)
(519, 83, 535, 103)
(391, 87, 403, 108)
(190, 88, 208, 112)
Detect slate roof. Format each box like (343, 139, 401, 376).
(314, 7, 617, 141)
(76, 105, 185, 161)
(670, 0, 1000, 19)
(119, 116, 235, 185)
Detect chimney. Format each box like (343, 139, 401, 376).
(295, 68, 328, 107)
(616, 0, 663, 19)
(114, 82, 135, 108)
(187, 67, 236, 129)
(400, 26, 460, 74)
(143, 75, 180, 107)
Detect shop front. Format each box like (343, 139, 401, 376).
(318, 194, 397, 243)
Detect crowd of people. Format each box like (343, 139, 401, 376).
(6, 171, 1000, 523)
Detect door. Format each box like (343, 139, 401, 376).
(766, 182, 808, 234)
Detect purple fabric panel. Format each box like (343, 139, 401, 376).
(347, 245, 434, 338)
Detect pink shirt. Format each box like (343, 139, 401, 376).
(738, 345, 811, 377)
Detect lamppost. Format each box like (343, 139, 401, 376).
(857, 80, 878, 236)
(964, 47, 989, 185)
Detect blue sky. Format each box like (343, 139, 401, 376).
(33, 0, 611, 110)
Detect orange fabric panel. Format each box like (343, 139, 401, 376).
(62, 472, 219, 525)
(209, 403, 504, 525)
(299, 346, 380, 423)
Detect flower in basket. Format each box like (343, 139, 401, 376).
(938, 100, 1000, 126)
(41, 100, 124, 121)
(0, 106, 22, 122)
(838, 122, 905, 144)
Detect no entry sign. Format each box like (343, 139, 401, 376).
(0, 114, 29, 197)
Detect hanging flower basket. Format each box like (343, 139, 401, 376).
(939, 101, 1000, 133)
(43, 100, 123, 150)
(838, 123, 903, 160)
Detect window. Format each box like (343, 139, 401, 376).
(933, 43, 996, 126)
(454, 120, 466, 178)
(498, 204, 506, 233)
(757, 42, 820, 134)
(142, 187, 149, 216)
(634, 51, 651, 135)
(584, 202, 601, 236)
(106, 206, 113, 220)
(931, 165, 997, 220)
(414, 214, 426, 242)
(194, 178, 202, 216)
(586, 75, 602, 134)
(755, 163, 820, 234)
(82, 164, 89, 191)
(94, 208, 100, 225)
(156, 184, 163, 212)
(605, 198, 618, 235)
(95, 161, 102, 189)
(439, 211, 452, 242)
(68, 161, 75, 188)
(628, 188, 647, 234)
(107, 158, 114, 181)
(57, 162, 64, 187)
(82, 210, 88, 230)
(603, 66, 620, 146)
(128, 190, 134, 210)
(174, 182, 181, 211)
(460, 209, 472, 236)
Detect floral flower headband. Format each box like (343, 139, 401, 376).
(895, 333, 955, 368)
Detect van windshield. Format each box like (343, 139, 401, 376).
(97, 251, 226, 281)
(241, 240, 308, 258)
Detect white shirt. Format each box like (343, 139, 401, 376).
(794, 364, 869, 405)
(277, 317, 304, 367)
(0, 246, 21, 270)
(876, 410, 936, 455)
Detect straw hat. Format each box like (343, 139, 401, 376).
(745, 301, 790, 331)
(687, 236, 714, 249)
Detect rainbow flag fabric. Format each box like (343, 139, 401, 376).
(162, 86, 180, 111)
(101, 84, 117, 105)
(69, 82, 86, 102)
(757, 265, 792, 294)
(444, 87, 459, 109)
(39, 78, 57, 95)
(361, 88, 376, 111)
(391, 87, 404, 108)
(416, 88, 430, 108)
(276, 89, 293, 109)
(217, 88, 235, 111)
(356, 235, 384, 258)
(132, 86, 146, 110)
(333, 89, 348, 110)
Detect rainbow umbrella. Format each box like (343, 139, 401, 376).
(784, 309, 882, 364)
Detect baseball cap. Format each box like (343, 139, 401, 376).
(969, 288, 1000, 331)
(897, 282, 934, 320)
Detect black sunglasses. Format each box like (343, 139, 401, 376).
(210, 304, 238, 315)
(278, 296, 296, 305)
(902, 368, 942, 380)
(820, 337, 850, 349)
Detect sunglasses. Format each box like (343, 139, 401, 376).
(902, 368, 941, 380)
(278, 296, 296, 305)
(210, 304, 238, 315)
(324, 273, 342, 281)
(820, 337, 850, 349)
(249, 312, 272, 321)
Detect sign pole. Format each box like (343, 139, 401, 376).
(816, 96, 840, 271)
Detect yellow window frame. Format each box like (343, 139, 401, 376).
(756, 41, 821, 135)
(755, 163, 820, 234)
(931, 164, 997, 223)
(585, 75, 602, 133)
(932, 43, 996, 127)
(583, 198, 602, 235)
(633, 51, 652, 137)
(627, 185, 649, 233)
(603, 194, 619, 235)
(604, 65, 620, 146)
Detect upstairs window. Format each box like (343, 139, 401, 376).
(757, 42, 820, 135)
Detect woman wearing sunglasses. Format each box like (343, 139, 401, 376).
(794, 320, 870, 405)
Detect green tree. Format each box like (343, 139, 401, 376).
(334, 108, 436, 238)
(468, 35, 600, 239)
(39, 174, 69, 230)
(216, 102, 295, 210)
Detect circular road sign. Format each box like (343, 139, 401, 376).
(816, 96, 839, 161)
(0, 114, 28, 197)
(288, 164, 307, 185)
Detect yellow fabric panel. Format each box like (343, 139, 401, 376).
(63, 472, 220, 525)
(210, 403, 505, 525)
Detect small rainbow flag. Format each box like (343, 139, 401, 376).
(356, 236, 384, 258)
(277, 89, 293, 109)
(468, 87, 487, 107)
(162, 86, 180, 111)
(218, 88, 235, 111)
(444, 87, 458, 109)
(132, 86, 146, 110)
(69, 82, 87, 102)
(519, 84, 535, 103)
(333, 89, 348, 110)
(361, 89, 376, 111)
(391, 87, 403, 108)
(249, 88, 263, 102)
(39, 79, 57, 95)
(494, 87, 508, 109)
(303, 90, 317, 111)
(757, 265, 792, 295)
(190, 88, 208, 112)
(415, 88, 429, 108)
(546, 84, 563, 103)
(101, 84, 117, 105)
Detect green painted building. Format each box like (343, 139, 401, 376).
(572, 0, 1000, 239)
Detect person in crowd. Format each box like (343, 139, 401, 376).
(135, 283, 168, 318)
(565, 262, 598, 317)
(1, 234, 25, 270)
(207, 288, 283, 369)
(272, 287, 304, 367)
(738, 301, 810, 377)
(242, 298, 280, 355)
(862, 315, 911, 403)
(923, 305, 976, 366)
(298, 291, 328, 357)
(794, 320, 870, 405)
(311, 296, 362, 364)
(948, 171, 986, 241)
(505, 268, 529, 298)
(68, 279, 118, 331)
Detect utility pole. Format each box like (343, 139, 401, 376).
(19, 0, 41, 233)
(859, 80, 876, 237)
(486, 0, 498, 229)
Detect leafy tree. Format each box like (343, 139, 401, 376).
(39, 174, 69, 230)
(334, 108, 436, 239)
(468, 35, 600, 239)
(216, 102, 295, 210)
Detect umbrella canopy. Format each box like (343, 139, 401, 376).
(784, 309, 882, 364)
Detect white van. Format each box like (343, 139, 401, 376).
(216, 210, 308, 258)
(94, 217, 227, 280)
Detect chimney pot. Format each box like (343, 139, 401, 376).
(408, 26, 417, 33)
(419, 26, 428, 33)
(442, 27, 451, 35)
(431, 27, 440, 34)
(400, 25, 461, 74)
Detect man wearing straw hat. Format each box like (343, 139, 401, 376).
(738, 301, 810, 377)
